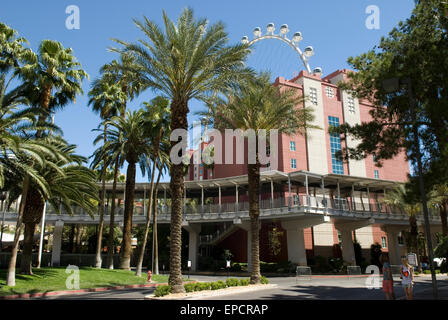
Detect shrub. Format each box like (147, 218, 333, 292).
(226, 278, 240, 287)
(239, 278, 250, 286)
(184, 283, 196, 293)
(199, 282, 211, 291)
(210, 280, 227, 290)
(441, 261, 447, 274)
(261, 276, 269, 284)
(154, 285, 171, 297)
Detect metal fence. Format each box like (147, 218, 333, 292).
(347, 265, 362, 277)
(296, 266, 312, 281)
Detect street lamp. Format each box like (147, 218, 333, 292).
(382, 77, 439, 299)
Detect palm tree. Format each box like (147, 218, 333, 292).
(429, 183, 448, 236)
(88, 77, 126, 268)
(203, 72, 316, 283)
(135, 96, 170, 276)
(19, 137, 99, 274)
(96, 53, 142, 269)
(382, 184, 421, 254)
(11, 40, 88, 275)
(114, 7, 252, 292)
(19, 40, 87, 128)
(93, 110, 151, 270)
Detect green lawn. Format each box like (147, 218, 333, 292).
(0, 267, 169, 296)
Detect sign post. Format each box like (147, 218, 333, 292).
(407, 253, 418, 267)
(187, 260, 191, 279)
(226, 260, 231, 278)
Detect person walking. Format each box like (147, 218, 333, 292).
(400, 256, 415, 300)
(381, 253, 395, 300)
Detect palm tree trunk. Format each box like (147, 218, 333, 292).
(247, 160, 261, 284)
(441, 202, 447, 236)
(20, 187, 45, 274)
(119, 160, 136, 270)
(409, 214, 419, 254)
(153, 167, 162, 275)
(135, 154, 158, 276)
(168, 100, 188, 294)
(7, 175, 30, 286)
(95, 124, 108, 268)
(106, 156, 120, 269)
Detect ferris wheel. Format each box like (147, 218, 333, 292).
(241, 22, 322, 76)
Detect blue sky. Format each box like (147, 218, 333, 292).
(0, 0, 415, 182)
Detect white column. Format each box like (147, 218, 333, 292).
(367, 186, 371, 212)
(282, 221, 307, 266)
(305, 174, 310, 206)
(51, 220, 64, 267)
(384, 227, 402, 265)
(184, 224, 201, 272)
(143, 186, 146, 215)
(321, 177, 327, 209)
(37, 202, 47, 268)
(235, 184, 239, 212)
(218, 185, 221, 212)
(351, 184, 355, 211)
(288, 175, 292, 208)
(163, 187, 167, 213)
(340, 228, 356, 266)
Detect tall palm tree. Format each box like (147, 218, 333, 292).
(203, 72, 316, 283)
(429, 183, 448, 236)
(135, 96, 170, 276)
(114, 7, 252, 292)
(19, 40, 88, 127)
(13, 40, 88, 275)
(19, 137, 99, 274)
(96, 53, 142, 269)
(382, 184, 421, 254)
(93, 110, 151, 270)
(151, 155, 169, 275)
(88, 77, 126, 268)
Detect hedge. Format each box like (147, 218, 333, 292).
(153, 277, 269, 297)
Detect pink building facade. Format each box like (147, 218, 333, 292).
(184, 69, 420, 269)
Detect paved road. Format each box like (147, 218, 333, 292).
(32, 275, 448, 300)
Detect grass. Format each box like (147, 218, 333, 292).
(0, 267, 169, 296)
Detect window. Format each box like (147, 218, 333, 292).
(398, 234, 404, 246)
(337, 230, 342, 246)
(374, 170, 379, 179)
(325, 86, 334, 98)
(347, 96, 355, 113)
(290, 141, 296, 151)
(293, 194, 299, 206)
(266, 145, 270, 155)
(328, 116, 344, 175)
(381, 237, 387, 248)
(373, 153, 377, 163)
(310, 87, 318, 105)
(291, 158, 297, 169)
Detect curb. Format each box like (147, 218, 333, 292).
(145, 284, 276, 300)
(0, 282, 166, 300)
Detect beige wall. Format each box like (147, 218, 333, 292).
(313, 222, 335, 246)
(329, 73, 367, 177)
(296, 77, 329, 175)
